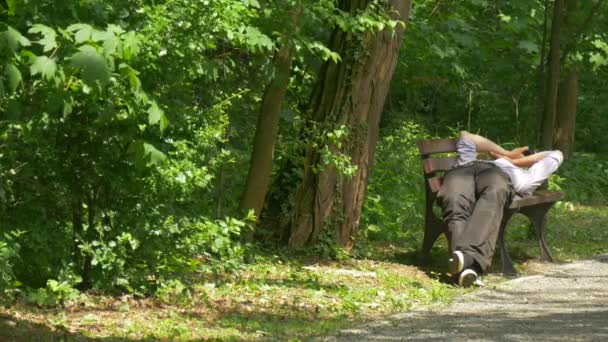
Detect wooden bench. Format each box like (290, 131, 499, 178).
(417, 138, 565, 276)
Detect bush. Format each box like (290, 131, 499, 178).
(557, 153, 608, 204)
(0, 233, 20, 291)
(362, 120, 429, 242)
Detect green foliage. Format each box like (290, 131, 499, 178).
(25, 279, 82, 307)
(0, 7, 260, 295)
(362, 120, 429, 241)
(0, 231, 23, 291)
(0, 0, 606, 307)
(558, 153, 608, 204)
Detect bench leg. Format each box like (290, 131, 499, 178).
(520, 203, 554, 262)
(498, 209, 518, 276)
(421, 221, 443, 257)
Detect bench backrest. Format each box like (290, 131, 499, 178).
(416, 138, 458, 194)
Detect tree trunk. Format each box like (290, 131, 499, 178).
(554, 69, 577, 159)
(287, 0, 412, 250)
(240, 10, 300, 242)
(539, 0, 565, 150)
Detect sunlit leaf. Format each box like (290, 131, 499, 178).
(28, 24, 57, 52)
(122, 32, 140, 60)
(147, 101, 169, 133)
(30, 56, 57, 81)
(518, 40, 538, 54)
(589, 53, 607, 70)
(70, 45, 111, 86)
(67, 23, 94, 44)
(4, 63, 22, 91)
(1, 26, 31, 53)
(143, 142, 167, 165)
(244, 26, 273, 51)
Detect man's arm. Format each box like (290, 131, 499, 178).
(490, 151, 549, 167)
(460, 131, 528, 159)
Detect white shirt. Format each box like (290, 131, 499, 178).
(456, 137, 564, 197)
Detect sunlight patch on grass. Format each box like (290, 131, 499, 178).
(0, 258, 455, 341)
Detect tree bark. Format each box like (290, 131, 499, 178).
(287, 0, 412, 250)
(240, 10, 300, 242)
(539, 0, 565, 150)
(554, 70, 577, 159)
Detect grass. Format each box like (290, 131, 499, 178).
(506, 203, 608, 263)
(0, 257, 457, 341)
(1, 202, 606, 341)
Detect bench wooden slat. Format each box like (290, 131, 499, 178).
(417, 139, 457, 155)
(510, 190, 565, 209)
(423, 157, 457, 175)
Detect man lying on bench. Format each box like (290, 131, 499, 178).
(438, 131, 563, 287)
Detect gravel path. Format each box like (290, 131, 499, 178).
(326, 255, 608, 341)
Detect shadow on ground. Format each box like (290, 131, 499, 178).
(331, 258, 608, 341)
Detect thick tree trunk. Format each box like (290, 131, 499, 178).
(287, 0, 412, 249)
(539, 0, 565, 150)
(554, 70, 577, 159)
(240, 11, 299, 242)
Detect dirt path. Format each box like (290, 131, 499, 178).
(325, 255, 608, 341)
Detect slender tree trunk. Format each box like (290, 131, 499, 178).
(72, 198, 83, 272)
(554, 70, 577, 159)
(287, 0, 412, 249)
(215, 123, 230, 218)
(240, 10, 300, 242)
(537, 0, 551, 135)
(539, 0, 565, 150)
(82, 192, 95, 288)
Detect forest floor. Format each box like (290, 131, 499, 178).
(0, 204, 607, 341)
(326, 254, 608, 341)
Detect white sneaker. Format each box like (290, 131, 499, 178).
(448, 251, 465, 276)
(458, 269, 478, 287)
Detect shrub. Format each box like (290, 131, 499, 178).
(362, 120, 430, 242)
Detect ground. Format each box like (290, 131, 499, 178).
(0, 204, 607, 340)
(328, 255, 608, 341)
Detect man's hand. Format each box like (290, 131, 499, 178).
(509, 146, 529, 160)
(489, 151, 513, 161)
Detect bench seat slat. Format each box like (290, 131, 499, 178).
(510, 190, 565, 209)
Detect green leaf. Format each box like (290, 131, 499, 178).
(70, 45, 111, 86)
(63, 97, 74, 117)
(67, 23, 94, 44)
(143, 142, 167, 165)
(122, 32, 140, 60)
(28, 24, 57, 52)
(498, 13, 511, 23)
(102, 35, 119, 56)
(1, 26, 31, 53)
(91, 30, 113, 42)
(148, 101, 168, 132)
(518, 40, 538, 54)
(589, 53, 607, 70)
(30, 56, 57, 81)
(244, 26, 273, 51)
(6, 0, 17, 15)
(243, 0, 260, 8)
(107, 24, 125, 35)
(4, 63, 22, 92)
(129, 141, 167, 168)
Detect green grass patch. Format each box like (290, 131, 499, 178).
(0, 257, 456, 341)
(505, 203, 608, 263)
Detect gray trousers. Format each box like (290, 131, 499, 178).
(437, 163, 513, 272)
